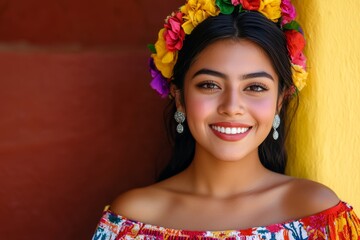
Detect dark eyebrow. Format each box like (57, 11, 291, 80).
(242, 71, 274, 81)
(192, 68, 274, 81)
(192, 68, 226, 79)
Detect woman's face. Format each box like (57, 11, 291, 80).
(177, 39, 282, 162)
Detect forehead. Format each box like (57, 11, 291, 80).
(186, 39, 277, 79)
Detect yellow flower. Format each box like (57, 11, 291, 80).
(180, 0, 220, 34)
(291, 64, 308, 91)
(152, 28, 177, 78)
(259, 0, 281, 22)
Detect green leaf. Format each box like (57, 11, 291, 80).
(147, 44, 156, 54)
(216, 0, 235, 14)
(283, 21, 301, 31)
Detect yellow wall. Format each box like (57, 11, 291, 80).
(286, 0, 360, 210)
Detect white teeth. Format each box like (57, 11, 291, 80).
(212, 125, 249, 135)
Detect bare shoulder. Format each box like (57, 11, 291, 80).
(110, 183, 172, 223)
(283, 177, 340, 216)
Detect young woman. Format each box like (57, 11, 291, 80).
(92, 0, 360, 239)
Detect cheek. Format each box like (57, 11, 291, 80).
(247, 97, 277, 127)
(185, 94, 212, 123)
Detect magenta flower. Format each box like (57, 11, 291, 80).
(149, 58, 170, 98)
(292, 52, 307, 69)
(281, 0, 296, 25)
(164, 12, 185, 52)
(231, 0, 241, 6)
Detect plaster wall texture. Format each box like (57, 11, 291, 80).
(0, 0, 178, 238)
(286, 0, 360, 210)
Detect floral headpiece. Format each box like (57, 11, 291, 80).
(148, 0, 308, 98)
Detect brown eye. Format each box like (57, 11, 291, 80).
(197, 81, 221, 90)
(245, 83, 268, 92)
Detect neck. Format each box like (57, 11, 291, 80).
(183, 145, 271, 199)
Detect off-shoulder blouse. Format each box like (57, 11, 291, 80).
(92, 201, 360, 239)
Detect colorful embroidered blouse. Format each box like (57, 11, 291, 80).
(92, 201, 360, 240)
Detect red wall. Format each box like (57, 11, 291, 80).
(0, 1, 178, 239)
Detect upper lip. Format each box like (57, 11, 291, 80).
(210, 122, 252, 128)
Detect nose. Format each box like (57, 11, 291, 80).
(217, 88, 245, 116)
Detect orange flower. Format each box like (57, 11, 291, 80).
(240, 0, 260, 10)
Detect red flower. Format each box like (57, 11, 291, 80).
(239, 228, 254, 236)
(164, 12, 185, 52)
(285, 30, 306, 64)
(240, 0, 260, 10)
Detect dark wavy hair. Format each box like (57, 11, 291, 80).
(157, 11, 298, 181)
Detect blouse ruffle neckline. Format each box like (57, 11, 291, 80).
(92, 201, 360, 239)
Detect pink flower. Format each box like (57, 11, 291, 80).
(164, 12, 185, 52)
(292, 52, 307, 69)
(231, 0, 241, 5)
(281, 0, 296, 25)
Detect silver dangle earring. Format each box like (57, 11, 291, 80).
(272, 114, 280, 140)
(174, 111, 185, 134)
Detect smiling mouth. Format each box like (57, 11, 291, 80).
(211, 125, 251, 135)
